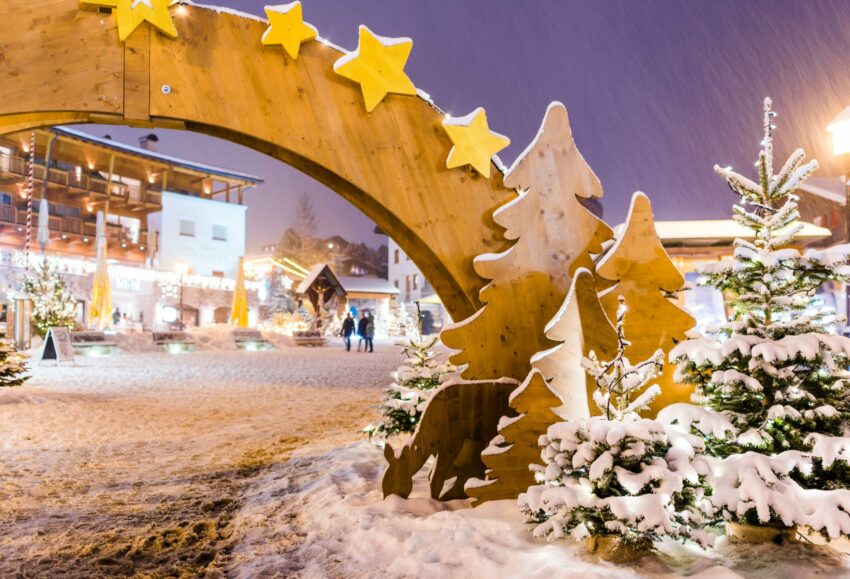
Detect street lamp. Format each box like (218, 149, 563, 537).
(827, 106, 850, 330)
(175, 260, 189, 330)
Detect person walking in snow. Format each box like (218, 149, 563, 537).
(341, 312, 355, 352)
(364, 312, 375, 353)
(356, 312, 368, 352)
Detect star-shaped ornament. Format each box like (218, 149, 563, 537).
(443, 108, 510, 178)
(81, 0, 178, 42)
(262, 2, 317, 59)
(333, 25, 417, 112)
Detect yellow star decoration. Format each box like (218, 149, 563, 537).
(80, 0, 178, 42)
(262, 2, 317, 60)
(333, 25, 417, 113)
(443, 108, 510, 178)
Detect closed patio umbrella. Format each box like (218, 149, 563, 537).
(89, 211, 112, 330)
(36, 197, 49, 251)
(230, 257, 249, 328)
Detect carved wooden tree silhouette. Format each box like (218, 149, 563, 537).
(533, 268, 620, 418)
(596, 192, 695, 414)
(442, 102, 613, 384)
(465, 369, 562, 505)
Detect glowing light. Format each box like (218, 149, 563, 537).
(828, 108, 850, 157)
(176, 4, 187, 15)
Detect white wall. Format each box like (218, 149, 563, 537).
(157, 192, 247, 278)
(387, 237, 428, 303)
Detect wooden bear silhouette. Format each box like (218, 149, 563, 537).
(382, 380, 517, 500)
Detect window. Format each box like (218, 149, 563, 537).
(413, 274, 419, 290)
(212, 224, 228, 241)
(393, 249, 400, 264)
(179, 219, 196, 237)
(394, 279, 399, 289)
(212, 271, 224, 278)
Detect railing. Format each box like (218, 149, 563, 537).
(0, 204, 138, 246)
(0, 154, 164, 208)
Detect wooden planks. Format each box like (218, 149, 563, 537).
(596, 192, 696, 414)
(442, 102, 612, 383)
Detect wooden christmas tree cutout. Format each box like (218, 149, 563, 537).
(442, 102, 613, 387)
(596, 192, 695, 415)
(465, 369, 562, 505)
(533, 267, 619, 419)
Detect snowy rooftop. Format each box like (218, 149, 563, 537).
(337, 276, 398, 295)
(55, 127, 264, 185)
(800, 176, 845, 205)
(613, 218, 831, 247)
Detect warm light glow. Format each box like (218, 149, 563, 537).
(88, 161, 95, 170)
(176, 3, 187, 15)
(828, 107, 850, 156)
(148, 174, 156, 184)
(75, 165, 83, 181)
(175, 260, 190, 276)
(328, 242, 334, 249)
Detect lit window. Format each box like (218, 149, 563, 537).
(179, 219, 196, 237)
(413, 274, 419, 290)
(212, 224, 228, 241)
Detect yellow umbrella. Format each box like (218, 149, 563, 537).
(90, 212, 112, 330)
(230, 256, 249, 328)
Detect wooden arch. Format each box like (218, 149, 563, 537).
(0, 0, 515, 321)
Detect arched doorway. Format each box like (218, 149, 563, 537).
(0, 1, 515, 324)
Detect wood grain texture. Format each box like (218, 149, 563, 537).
(382, 380, 517, 500)
(0, 1, 515, 322)
(464, 369, 562, 505)
(533, 267, 620, 419)
(442, 102, 612, 383)
(596, 192, 696, 414)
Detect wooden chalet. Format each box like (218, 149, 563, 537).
(0, 127, 261, 264)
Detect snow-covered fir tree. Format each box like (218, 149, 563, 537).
(0, 336, 27, 388)
(365, 336, 456, 440)
(668, 98, 850, 538)
(23, 260, 77, 338)
(263, 273, 296, 318)
(519, 298, 712, 556)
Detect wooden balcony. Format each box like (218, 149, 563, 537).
(0, 153, 163, 213)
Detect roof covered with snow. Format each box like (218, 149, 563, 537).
(54, 127, 263, 185)
(613, 218, 831, 247)
(800, 176, 845, 205)
(337, 276, 398, 295)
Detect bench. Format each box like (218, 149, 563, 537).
(232, 329, 276, 351)
(292, 330, 326, 347)
(70, 331, 120, 356)
(152, 331, 196, 353)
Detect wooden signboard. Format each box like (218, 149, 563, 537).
(41, 327, 75, 363)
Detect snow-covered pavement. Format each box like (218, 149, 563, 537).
(0, 341, 399, 576)
(3, 339, 850, 577)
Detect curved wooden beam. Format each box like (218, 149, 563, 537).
(0, 0, 516, 320)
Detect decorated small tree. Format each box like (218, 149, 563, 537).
(23, 260, 77, 337)
(519, 298, 712, 561)
(365, 336, 456, 440)
(669, 98, 850, 542)
(0, 336, 27, 387)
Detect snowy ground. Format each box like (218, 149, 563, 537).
(0, 336, 399, 576)
(2, 336, 850, 577)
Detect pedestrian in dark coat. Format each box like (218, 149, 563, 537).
(341, 312, 355, 352)
(357, 313, 368, 352)
(364, 312, 375, 353)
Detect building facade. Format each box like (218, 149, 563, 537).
(0, 127, 262, 331)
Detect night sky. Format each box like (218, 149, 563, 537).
(84, 0, 850, 252)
